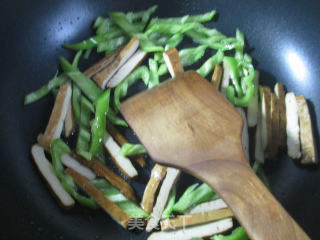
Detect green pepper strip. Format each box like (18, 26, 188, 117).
(90, 89, 110, 157)
(91, 178, 149, 218)
(109, 12, 163, 52)
(72, 50, 83, 68)
(179, 45, 207, 67)
(64, 29, 124, 51)
(235, 29, 245, 60)
(60, 57, 103, 102)
(50, 139, 98, 208)
(119, 143, 147, 157)
(24, 73, 68, 105)
(97, 35, 128, 54)
(223, 56, 243, 98)
(145, 22, 197, 36)
(76, 96, 93, 160)
(107, 108, 128, 127)
(196, 50, 224, 77)
(113, 66, 150, 112)
(126, 5, 158, 31)
(148, 58, 159, 88)
(173, 183, 217, 213)
(211, 226, 249, 240)
(149, 10, 215, 25)
(161, 185, 176, 219)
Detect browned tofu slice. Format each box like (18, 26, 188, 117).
(296, 96, 318, 164)
(268, 93, 280, 160)
(211, 64, 223, 90)
(274, 83, 287, 148)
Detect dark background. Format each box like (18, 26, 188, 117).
(0, 0, 319, 239)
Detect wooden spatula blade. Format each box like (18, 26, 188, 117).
(121, 71, 243, 167)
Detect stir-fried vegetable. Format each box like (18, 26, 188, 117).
(119, 143, 147, 157)
(211, 227, 249, 240)
(173, 183, 218, 213)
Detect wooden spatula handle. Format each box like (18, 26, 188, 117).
(189, 153, 310, 240)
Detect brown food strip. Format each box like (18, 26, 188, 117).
(106, 121, 146, 168)
(211, 64, 223, 90)
(160, 208, 234, 231)
(64, 103, 75, 138)
(163, 48, 184, 78)
(274, 83, 287, 148)
(93, 37, 139, 89)
(296, 96, 318, 164)
(72, 154, 137, 202)
(65, 168, 131, 228)
(39, 82, 71, 148)
(269, 93, 280, 160)
(141, 164, 167, 214)
(83, 47, 122, 78)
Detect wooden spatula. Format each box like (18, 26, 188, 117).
(120, 49, 309, 240)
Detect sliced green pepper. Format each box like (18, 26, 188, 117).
(223, 56, 243, 98)
(173, 183, 217, 213)
(107, 108, 128, 127)
(91, 178, 149, 218)
(50, 139, 98, 208)
(148, 58, 159, 88)
(90, 89, 110, 157)
(119, 143, 146, 157)
(72, 50, 83, 68)
(196, 50, 224, 77)
(161, 185, 176, 219)
(211, 227, 249, 240)
(24, 73, 68, 105)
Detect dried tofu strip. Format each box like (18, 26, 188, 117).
(73, 154, 137, 202)
(146, 168, 181, 232)
(247, 70, 260, 127)
(285, 92, 301, 159)
(163, 48, 184, 78)
(31, 144, 75, 208)
(220, 62, 231, 97)
(61, 154, 96, 180)
(211, 64, 223, 90)
(103, 131, 138, 178)
(296, 96, 318, 164)
(141, 164, 167, 214)
(269, 93, 280, 160)
(160, 208, 233, 231)
(107, 49, 147, 88)
(260, 86, 272, 152)
(65, 168, 131, 228)
(63, 103, 75, 138)
(274, 83, 287, 148)
(106, 121, 146, 167)
(93, 37, 139, 89)
(147, 218, 233, 240)
(187, 199, 228, 214)
(83, 47, 122, 78)
(236, 108, 250, 161)
(39, 82, 72, 148)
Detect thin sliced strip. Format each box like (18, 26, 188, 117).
(106, 121, 146, 167)
(147, 218, 233, 240)
(64, 102, 75, 138)
(73, 154, 137, 202)
(269, 93, 280, 160)
(61, 154, 96, 180)
(220, 62, 231, 96)
(39, 82, 72, 148)
(236, 107, 249, 162)
(146, 167, 181, 232)
(247, 70, 260, 127)
(31, 144, 75, 208)
(187, 199, 228, 214)
(93, 37, 139, 89)
(160, 208, 233, 231)
(103, 131, 138, 178)
(163, 48, 184, 78)
(285, 92, 301, 159)
(141, 164, 167, 214)
(65, 168, 131, 228)
(296, 95, 318, 164)
(274, 82, 287, 148)
(211, 64, 223, 89)
(107, 49, 148, 88)
(83, 47, 122, 78)
(260, 86, 271, 152)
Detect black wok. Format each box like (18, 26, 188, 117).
(1, 0, 319, 239)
